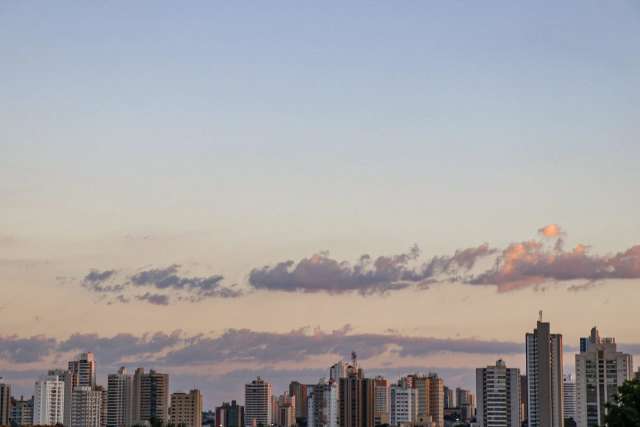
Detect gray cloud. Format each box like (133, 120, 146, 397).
(0, 335, 57, 363)
(249, 244, 492, 295)
(135, 292, 170, 306)
(82, 269, 123, 293)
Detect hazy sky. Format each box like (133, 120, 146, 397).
(1, 1, 640, 407)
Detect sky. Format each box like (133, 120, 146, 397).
(1, 1, 640, 408)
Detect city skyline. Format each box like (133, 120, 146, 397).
(2, 1, 640, 421)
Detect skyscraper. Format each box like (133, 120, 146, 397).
(519, 376, 528, 427)
(66, 353, 97, 427)
(70, 386, 103, 427)
(272, 393, 295, 427)
(338, 364, 374, 427)
(107, 367, 133, 427)
(215, 401, 245, 427)
(132, 368, 169, 425)
(575, 327, 633, 427)
(33, 373, 65, 426)
(10, 396, 34, 426)
(390, 383, 417, 426)
(373, 376, 389, 426)
(245, 377, 272, 427)
(288, 382, 308, 422)
(562, 375, 576, 424)
(0, 382, 10, 426)
(443, 387, 455, 410)
(476, 359, 520, 427)
(330, 362, 348, 382)
(525, 314, 563, 427)
(169, 390, 203, 427)
(307, 379, 338, 427)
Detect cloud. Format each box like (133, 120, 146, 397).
(0, 335, 57, 363)
(249, 244, 492, 295)
(135, 292, 170, 306)
(82, 269, 123, 293)
(538, 224, 564, 238)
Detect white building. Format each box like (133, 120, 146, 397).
(525, 315, 563, 427)
(390, 384, 417, 426)
(245, 377, 272, 427)
(33, 373, 65, 425)
(476, 359, 520, 427)
(563, 374, 576, 423)
(329, 362, 348, 382)
(307, 379, 338, 427)
(575, 327, 633, 427)
(71, 386, 103, 427)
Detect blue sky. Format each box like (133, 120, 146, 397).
(1, 1, 640, 407)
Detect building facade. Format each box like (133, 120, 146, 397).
(132, 368, 169, 425)
(307, 380, 338, 427)
(575, 327, 633, 427)
(215, 401, 244, 427)
(107, 367, 133, 427)
(338, 365, 374, 427)
(525, 316, 563, 427)
(476, 359, 520, 427)
(245, 377, 272, 427)
(169, 390, 203, 427)
(33, 374, 65, 426)
(10, 396, 34, 427)
(390, 384, 417, 426)
(562, 375, 576, 424)
(288, 382, 308, 422)
(373, 377, 389, 426)
(0, 383, 10, 426)
(70, 386, 103, 427)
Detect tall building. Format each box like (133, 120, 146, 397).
(402, 374, 443, 427)
(443, 387, 455, 410)
(525, 315, 563, 427)
(307, 379, 338, 427)
(476, 359, 520, 427)
(215, 401, 244, 427)
(519, 376, 528, 427)
(10, 396, 34, 427)
(288, 382, 308, 422)
(107, 367, 133, 427)
(33, 373, 65, 426)
(390, 384, 417, 426)
(169, 390, 203, 427)
(70, 386, 103, 427)
(271, 393, 295, 427)
(0, 383, 10, 426)
(245, 377, 272, 427)
(69, 353, 97, 389)
(575, 327, 633, 427)
(562, 375, 576, 424)
(373, 377, 389, 426)
(330, 362, 348, 382)
(132, 368, 169, 425)
(455, 387, 475, 421)
(338, 364, 374, 427)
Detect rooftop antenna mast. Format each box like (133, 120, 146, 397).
(351, 351, 357, 367)
(539, 310, 543, 322)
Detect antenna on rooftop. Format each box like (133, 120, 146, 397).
(539, 310, 543, 322)
(351, 351, 357, 367)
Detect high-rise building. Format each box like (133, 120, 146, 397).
(33, 373, 65, 426)
(69, 353, 97, 389)
(562, 375, 576, 424)
(288, 382, 308, 422)
(169, 390, 203, 427)
(271, 393, 295, 427)
(390, 384, 417, 426)
(373, 377, 389, 426)
(454, 388, 475, 421)
(307, 379, 338, 427)
(245, 377, 272, 427)
(338, 364, 374, 427)
(107, 367, 133, 427)
(519, 376, 528, 427)
(330, 362, 348, 382)
(575, 327, 633, 427)
(215, 401, 244, 427)
(525, 315, 563, 427)
(402, 374, 443, 427)
(10, 396, 34, 426)
(132, 368, 169, 425)
(443, 387, 455, 410)
(70, 386, 103, 427)
(0, 383, 10, 426)
(476, 359, 520, 427)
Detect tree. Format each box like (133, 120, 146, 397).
(605, 378, 640, 426)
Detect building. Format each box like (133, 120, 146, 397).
(454, 388, 475, 422)
(402, 374, 444, 427)
(307, 379, 338, 427)
(390, 384, 417, 426)
(33, 373, 65, 426)
(69, 353, 97, 389)
(215, 401, 244, 427)
(132, 368, 169, 425)
(288, 382, 308, 423)
(575, 327, 633, 427)
(0, 383, 10, 426)
(476, 359, 520, 427)
(562, 375, 576, 424)
(107, 367, 133, 427)
(271, 393, 295, 427)
(10, 396, 34, 427)
(169, 390, 203, 427)
(525, 314, 563, 427)
(70, 386, 103, 427)
(373, 377, 389, 426)
(338, 364, 374, 427)
(519, 376, 527, 427)
(245, 377, 272, 427)
(443, 387, 454, 410)
(330, 362, 349, 382)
